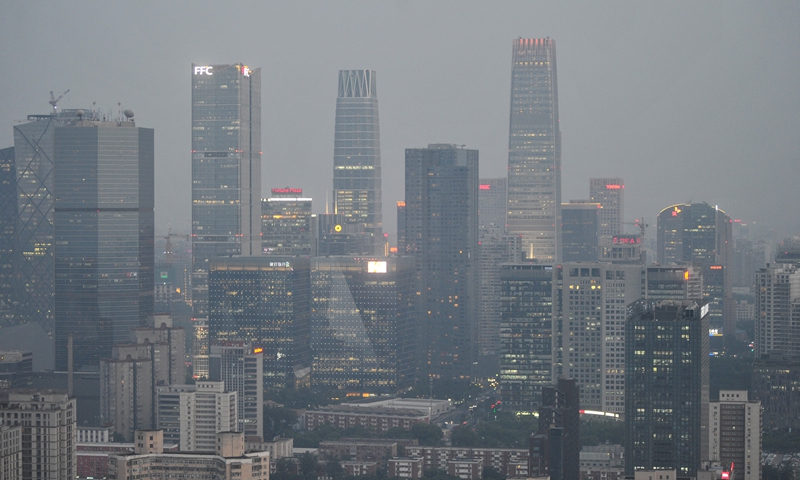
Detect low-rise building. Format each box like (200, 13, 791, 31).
(109, 430, 269, 480)
(343, 460, 378, 477)
(389, 457, 424, 480)
(303, 405, 429, 433)
(246, 436, 293, 459)
(77, 425, 114, 443)
(447, 458, 483, 480)
(579, 444, 624, 480)
(404, 446, 529, 477)
(320, 439, 398, 465)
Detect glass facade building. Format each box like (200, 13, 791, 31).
(208, 256, 311, 389)
(507, 38, 561, 262)
(191, 63, 262, 319)
(625, 300, 710, 477)
(0, 147, 16, 327)
(403, 144, 478, 379)
(333, 70, 383, 254)
(310, 256, 415, 393)
(499, 263, 554, 412)
(589, 178, 624, 239)
(53, 116, 154, 371)
(561, 202, 599, 262)
(261, 188, 313, 256)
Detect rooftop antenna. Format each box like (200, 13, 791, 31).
(49, 89, 70, 113)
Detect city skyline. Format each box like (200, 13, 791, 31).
(1, 3, 798, 243)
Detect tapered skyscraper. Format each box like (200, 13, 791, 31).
(333, 70, 383, 254)
(507, 38, 561, 261)
(191, 63, 261, 319)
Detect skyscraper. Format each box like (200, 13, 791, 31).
(507, 38, 561, 261)
(589, 178, 624, 239)
(561, 201, 599, 262)
(53, 110, 154, 371)
(478, 178, 507, 237)
(754, 262, 800, 357)
(404, 144, 478, 379)
(0, 147, 16, 326)
(333, 70, 383, 254)
(625, 300, 710, 477)
(191, 63, 262, 320)
(209, 344, 264, 440)
(261, 188, 313, 256)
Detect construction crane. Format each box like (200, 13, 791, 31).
(49, 90, 70, 113)
(622, 217, 649, 239)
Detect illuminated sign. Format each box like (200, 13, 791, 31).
(367, 261, 387, 273)
(709, 265, 723, 270)
(612, 236, 641, 245)
(253, 347, 263, 354)
(268, 261, 290, 268)
(194, 65, 213, 75)
(396, 201, 406, 207)
(479, 184, 491, 190)
(684, 271, 690, 280)
(160, 271, 169, 279)
(671, 206, 682, 217)
(605, 184, 623, 189)
(271, 187, 302, 194)
(241, 65, 251, 77)
(389, 247, 398, 253)
(334, 224, 342, 232)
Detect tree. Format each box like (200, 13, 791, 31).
(264, 406, 299, 439)
(325, 456, 345, 480)
(450, 425, 478, 447)
(410, 422, 443, 446)
(300, 452, 318, 480)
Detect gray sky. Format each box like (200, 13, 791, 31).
(2, 1, 799, 241)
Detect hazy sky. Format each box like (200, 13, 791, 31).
(2, 2, 799, 241)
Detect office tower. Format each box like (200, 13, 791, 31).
(625, 300, 710, 477)
(261, 187, 313, 255)
(209, 344, 263, 439)
(156, 381, 237, 452)
(311, 256, 415, 392)
(191, 63, 262, 320)
(0, 147, 16, 327)
(644, 266, 703, 302)
(561, 201, 599, 262)
(100, 315, 186, 441)
(333, 70, 383, 254)
(754, 262, 800, 357)
(708, 391, 761, 480)
(507, 38, 561, 262)
(404, 144, 478, 379)
(498, 263, 554, 412)
(478, 235, 521, 359)
(0, 351, 33, 389)
(529, 378, 580, 480)
(479, 178, 507, 237)
(0, 390, 77, 480)
(752, 353, 800, 430)
(208, 256, 311, 389)
(589, 178, 624, 239)
(53, 110, 154, 371)
(556, 263, 642, 414)
(656, 203, 733, 334)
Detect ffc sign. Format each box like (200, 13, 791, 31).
(194, 66, 213, 75)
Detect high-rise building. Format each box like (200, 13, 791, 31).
(155, 381, 237, 452)
(396, 201, 406, 252)
(0, 390, 77, 480)
(752, 352, 800, 430)
(529, 378, 580, 480)
(208, 256, 311, 389)
(478, 178, 507, 237)
(561, 201, 600, 262)
(507, 38, 561, 262)
(333, 70, 383, 254)
(53, 110, 154, 371)
(754, 262, 800, 357)
(404, 144, 478, 379)
(191, 63, 262, 320)
(310, 256, 415, 393)
(498, 263, 554, 412)
(708, 390, 761, 480)
(556, 263, 642, 414)
(656, 203, 733, 335)
(589, 179, 624, 239)
(478, 234, 521, 359)
(209, 344, 263, 439)
(625, 300, 710, 477)
(261, 188, 313, 256)
(644, 266, 703, 303)
(0, 424, 22, 480)
(0, 147, 16, 328)
(0, 351, 33, 389)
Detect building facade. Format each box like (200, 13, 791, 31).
(755, 262, 800, 357)
(708, 390, 761, 480)
(499, 263, 554, 412)
(529, 378, 580, 480)
(53, 112, 154, 371)
(155, 381, 237, 452)
(479, 178, 507, 236)
(310, 256, 415, 392)
(209, 255, 311, 389)
(333, 70, 383, 254)
(261, 188, 313, 255)
(0, 147, 17, 329)
(0, 390, 77, 480)
(589, 179, 624, 239)
(191, 63, 262, 322)
(403, 144, 478, 379)
(561, 202, 600, 262)
(209, 344, 263, 439)
(625, 301, 710, 477)
(478, 234, 521, 358)
(507, 38, 561, 262)
(752, 353, 800, 430)
(0, 424, 22, 480)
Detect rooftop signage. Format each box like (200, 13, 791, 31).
(194, 66, 213, 75)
